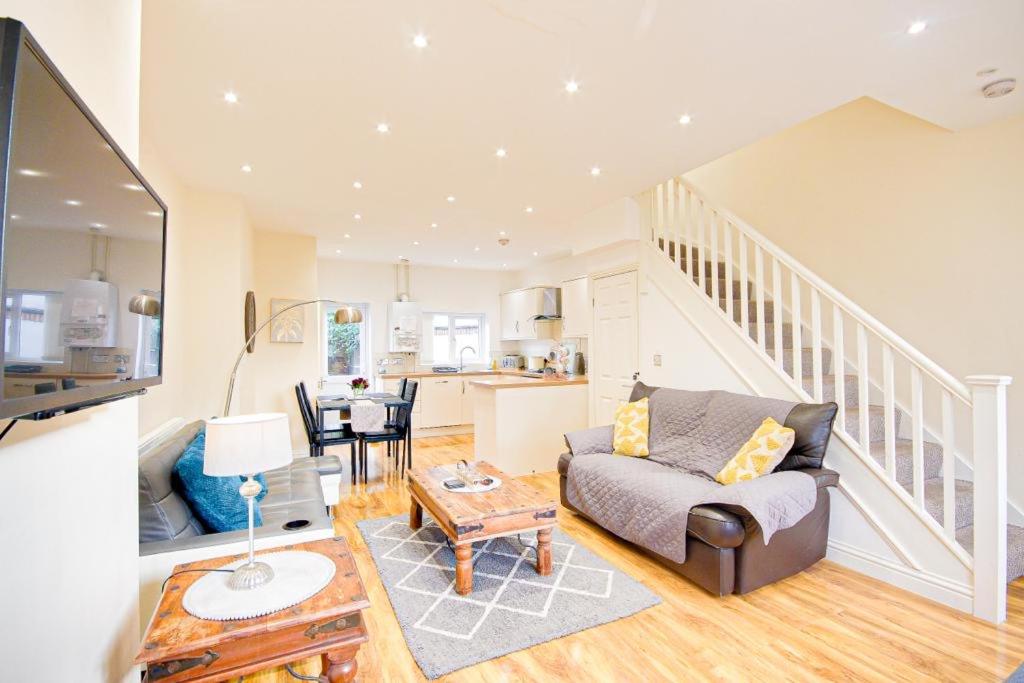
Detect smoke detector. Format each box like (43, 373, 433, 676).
(982, 78, 1016, 98)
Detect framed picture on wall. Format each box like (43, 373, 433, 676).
(270, 298, 305, 343)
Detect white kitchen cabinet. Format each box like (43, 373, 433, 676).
(500, 287, 561, 341)
(460, 378, 476, 425)
(560, 277, 590, 337)
(418, 376, 462, 427)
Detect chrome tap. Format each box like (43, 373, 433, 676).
(459, 345, 476, 372)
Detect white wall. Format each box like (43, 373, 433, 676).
(0, 1, 143, 681)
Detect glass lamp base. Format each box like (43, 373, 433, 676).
(228, 560, 275, 591)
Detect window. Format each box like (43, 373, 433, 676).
(134, 289, 161, 379)
(422, 312, 484, 365)
(323, 303, 370, 379)
(4, 289, 63, 363)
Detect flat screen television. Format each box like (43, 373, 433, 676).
(0, 19, 166, 420)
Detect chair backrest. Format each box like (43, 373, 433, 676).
(397, 377, 408, 400)
(402, 378, 418, 405)
(396, 380, 419, 430)
(294, 384, 316, 442)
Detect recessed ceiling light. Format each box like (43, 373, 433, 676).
(532, 251, 539, 257)
(335, 249, 341, 254)
(412, 34, 428, 49)
(90, 222, 107, 229)
(9, 214, 20, 220)
(446, 195, 455, 203)
(398, 255, 405, 260)
(344, 233, 351, 238)
(907, 20, 927, 35)
(431, 222, 438, 228)
(241, 164, 253, 173)
(18, 169, 44, 177)
(353, 213, 362, 220)
(590, 167, 601, 176)
(474, 246, 480, 252)
(977, 68, 999, 78)
(525, 206, 534, 213)
(123, 183, 144, 191)
(453, 258, 459, 264)
(678, 113, 692, 125)
(376, 122, 390, 133)
(565, 80, 580, 94)
(223, 91, 238, 104)
(146, 211, 162, 217)
(498, 230, 506, 236)
(413, 241, 420, 246)
(502, 263, 507, 268)
(496, 148, 507, 158)
(353, 180, 362, 189)
(65, 199, 82, 206)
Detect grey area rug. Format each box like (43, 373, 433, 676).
(357, 514, 661, 679)
(1007, 663, 1024, 682)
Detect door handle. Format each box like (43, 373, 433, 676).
(632, 372, 639, 381)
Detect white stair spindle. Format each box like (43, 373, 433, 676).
(710, 211, 720, 303)
(755, 244, 766, 352)
(882, 344, 896, 480)
(656, 182, 665, 252)
(810, 288, 822, 400)
(772, 258, 783, 371)
(911, 366, 924, 508)
(856, 323, 870, 454)
(967, 375, 1012, 624)
(697, 198, 706, 292)
(723, 220, 734, 320)
(790, 273, 802, 381)
(832, 307, 846, 434)
(941, 390, 956, 538)
(738, 233, 749, 333)
(683, 188, 692, 274)
(670, 179, 681, 268)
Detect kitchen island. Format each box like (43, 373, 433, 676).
(470, 375, 588, 476)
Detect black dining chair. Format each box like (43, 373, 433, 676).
(295, 384, 359, 480)
(358, 380, 418, 481)
(384, 377, 409, 430)
(401, 379, 418, 468)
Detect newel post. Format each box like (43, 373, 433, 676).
(967, 374, 1012, 623)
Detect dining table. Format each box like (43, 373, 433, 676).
(316, 391, 414, 471)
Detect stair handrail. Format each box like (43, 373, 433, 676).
(676, 178, 971, 405)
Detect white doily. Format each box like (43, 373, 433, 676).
(441, 475, 502, 493)
(183, 550, 336, 621)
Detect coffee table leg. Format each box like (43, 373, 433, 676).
(537, 528, 553, 576)
(410, 498, 423, 530)
(455, 543, 473, 594)
(322, 645, 359, 682)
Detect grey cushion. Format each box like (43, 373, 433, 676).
(138, 421, 205, 543)
(259, 468, 324, 509)
(284, 455, 343, 476)
(564, 425, 614, 456)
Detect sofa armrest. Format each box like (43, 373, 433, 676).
(795, 467, 839, 489)
(564, 425, 614, 456)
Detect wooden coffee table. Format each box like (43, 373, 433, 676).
(135, 538, 369, 682)
(407, 461, 557, 595)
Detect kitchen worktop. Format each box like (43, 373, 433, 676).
(379, 369, 563, 380)
(469, 375, 588, 389)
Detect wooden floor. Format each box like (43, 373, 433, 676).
(243, 435, 1024, 682)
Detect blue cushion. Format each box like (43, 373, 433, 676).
(171, 431, 269, 533)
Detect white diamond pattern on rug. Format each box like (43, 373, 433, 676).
(358, 514, 661, 679)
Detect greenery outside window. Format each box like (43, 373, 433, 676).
(324, 302, 370, 380)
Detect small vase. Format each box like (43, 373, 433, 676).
(352, 386, 366, 397)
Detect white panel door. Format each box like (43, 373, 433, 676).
(591, 270, 638, 425)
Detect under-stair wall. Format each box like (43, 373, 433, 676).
(635, 178, 1012, 623)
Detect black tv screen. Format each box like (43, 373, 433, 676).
(0, 20, 166, 420)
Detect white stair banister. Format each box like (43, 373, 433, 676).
(969, 375, 1012, 624)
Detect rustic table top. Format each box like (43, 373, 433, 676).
(407, 461, 556, 526)
(135, 537, 369, 666)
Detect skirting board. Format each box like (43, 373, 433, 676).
(411, 424, 474, 438)
(827, 539, 973, 614)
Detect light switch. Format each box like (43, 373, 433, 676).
(653, 354, 662, 367)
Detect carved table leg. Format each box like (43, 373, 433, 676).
(537, 527, 552, 576)
(409, 498, 422, 530)
(322, 645, 360, 683)
(455, 543, 473, 595)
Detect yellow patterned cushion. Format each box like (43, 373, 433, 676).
(715, 417, 795, 485)
(613, 397, 650, 457)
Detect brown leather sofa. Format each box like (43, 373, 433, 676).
(558, 384, 840, 596)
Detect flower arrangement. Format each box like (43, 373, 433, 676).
(348, 377, 369, 396)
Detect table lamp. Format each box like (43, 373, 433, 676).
(204, 412, 293, 590)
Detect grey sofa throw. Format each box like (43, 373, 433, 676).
(564, 386, 818, 564)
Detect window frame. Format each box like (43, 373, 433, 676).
(322, 302, 371, 381)
(4, 288, 64, 364)
(421, 311, 486, 366)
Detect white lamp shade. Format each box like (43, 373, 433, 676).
(203, 412, 293, 476)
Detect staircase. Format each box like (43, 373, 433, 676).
(644, 177, 1014, 623)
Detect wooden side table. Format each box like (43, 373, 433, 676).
(135, 538, 369, 682)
